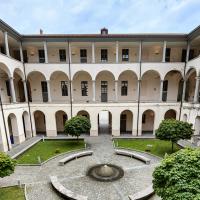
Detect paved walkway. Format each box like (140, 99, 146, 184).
(2, 134, 161, 200)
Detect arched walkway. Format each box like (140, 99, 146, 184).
(34, 111, 46, 135)
(163, 70, 183, 102)
(185, 69, 196, 102)
(22, 111, 31, 139)
(77, 110, 90, 119)
(55, 110, 68, 134)
(98, 110, 112, 134)
(194, 116, 200, 135)
(142, 110, 155, 134)
(7, 113, 19, 145)
(95, 71, 115, 102)
(27, 71, 47, 102)
(164, 109, 176, 119)
(141, 70, 160, 102)
(120, 110, 133, 134)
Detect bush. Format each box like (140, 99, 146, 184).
(0, 153, 16, 178)
(153, 148, 200, 200)
(64, 116, 91, 139)
(156, 119, 193, 152)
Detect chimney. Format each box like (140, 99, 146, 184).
(101, 28, 108, 35)
(40, 29, 43, 35)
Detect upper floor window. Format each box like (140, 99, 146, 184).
(81, 81, 88, 96)
(165, 48, 171, 62)
(80, 49, 87, 63)
(38, 49, 45, 63)
(121, 81, 128, 96)
(122, 49, 129, 61)
(59, 49, 66, 62)
(181, 49, 187, 62)
(61, 81, 68, 96)
(5, 80, 11, 96)
(101, 49, 108, 62)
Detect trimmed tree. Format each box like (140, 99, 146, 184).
(156, 119, 193, 152)
(0, 152, 16, 178)
(64, 115, 91, 139)
(153, 148, 200, 200)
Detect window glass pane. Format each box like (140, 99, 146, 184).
(81, 81, 88, 96)
(80, 49, 87, 63)
(101, 49, 108, 62)
(61, 81, 68, 96)
(38, 50, 45, 63)
(121, 81, 128, 96)
(122, 49, 129, 61)
(59, 49, 66, 62)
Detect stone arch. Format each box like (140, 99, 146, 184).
(141, 70, 161, 102)
(142, 109, 155, 134)
(164, 109, 177, 119)
(55, 110, 68, 134)
(34, 110, 46, 135)
(120, 110, 133, 134)
(7, 113, 19, 145)
(22, 111, 32, 139)
(77, 110, 90, 119)
(98, 110, 112, 134)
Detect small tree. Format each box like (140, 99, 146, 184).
(64, 116, 91, 139)
(0, 152, 16, 178)
(156, 119, 193, 152)
(153, 148, 200, 200)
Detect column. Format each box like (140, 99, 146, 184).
(116, 41, 119, 63)
(162, 41, 167, 62)
(9, 77, 16, 103)
(19, 42, 23, 62)
(138, 41, 142, 62)
(23, 80, 28, 102)
(92, 42, 95, 63)
(92, 80, 96, 102)
(194, 76, 200, 103)
(182, 79, 186, 102)
(70, 81, 73, 102)
(160, 80, 164, 102)
(46, 80, 52, 102)
(137, 79, 141, 101)
(4, 32, 10, 57)
(43, 41, 48, 63)
(115, 80, 118, 102)
(69, 42, 72, 63)
(186, 43, 190, 62)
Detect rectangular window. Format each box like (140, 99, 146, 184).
(121, 81, 128, 96)
(189, 49, 194, 60)
(5, 80, 11, 96)
(59, 49, 66, 62)
(80, 49, 87, 63)
(162, 80, 168, 102)
(101, 49, 108, 62)
(13, 50, 20, 61)
(61, 81, 68, 96)
(165, 48, 171, 62)
(81, 81, 88, 96)
(122, 49, 129, 61)
(38, 49, 45, 63)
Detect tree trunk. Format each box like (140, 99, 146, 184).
(171, 141, 174, 153)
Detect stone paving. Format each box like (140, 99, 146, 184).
(1, 134, 161, 200)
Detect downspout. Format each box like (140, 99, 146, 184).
(67, 40, 73, 118)
(136, 41, 142, 136)
(21, 41, 34, 137)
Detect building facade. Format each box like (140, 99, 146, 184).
(0, 20, 200, 152)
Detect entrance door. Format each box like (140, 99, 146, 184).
(101, 81, 108, 102)
(120, 114, 126, 133)
(41, 81, 48, 102)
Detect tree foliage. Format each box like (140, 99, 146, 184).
(0, 152, 16, 178)
(156, 119, 193, 151)
(153, 148, 200, 200)
(64, 115, 91, 139)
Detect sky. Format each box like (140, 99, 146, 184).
(0, 0, 200, 34)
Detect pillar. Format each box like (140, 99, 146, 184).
(69, 42, 72, 63)
(137, 79, 141, 101)
(19, 42, 24, 62)
(160, 80, 164, 102)
(92, 42, 95, 63)
(182, 79, 186, 102)
(43, 41, 48, 63)
(116, 41, 119, 63)
(115, 80, 118, 102)
(9, 77, 16, 103)
(23, 80, 28, 102)
(46, 80, 52, 102)
(194, 76, 200, 103)
(138, 41, 142, 62)
(92, 80, 96, 102)
(162, 41, 167, 62)
(70, 80, 73, 102)
(4, 31, 10, 57)
(46, 111, 57, 136)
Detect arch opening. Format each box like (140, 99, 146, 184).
(34, 111, 46, 135)
(120, 110, 133, 134)
(22, 111, 31, 139)
(98, 110, 112, 134)
(142, 110, 154, 134)
(164, 109, 176, 120)
(55, 110, 68, 135)
(8, 113, 19, 145)
(77, 110, 90, 119)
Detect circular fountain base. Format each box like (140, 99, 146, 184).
(87, 164, 124, 182)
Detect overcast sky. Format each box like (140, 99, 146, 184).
(0, 0, 199, 34)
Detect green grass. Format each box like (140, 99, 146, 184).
(0, 186, 25, 200)
(17, 139, 85, 164)
(114, 139, 181, 157)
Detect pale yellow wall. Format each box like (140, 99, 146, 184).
(142, 45, 163, 62)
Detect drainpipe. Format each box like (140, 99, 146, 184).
(136, 41, 142, 136)
(67, 40, 73, 118)
(21, 41, 34, 137)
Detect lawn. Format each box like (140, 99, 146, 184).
(114, 139, 181, 157)
(17, 139, 85, 164)
(0, 186, 25, 200)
